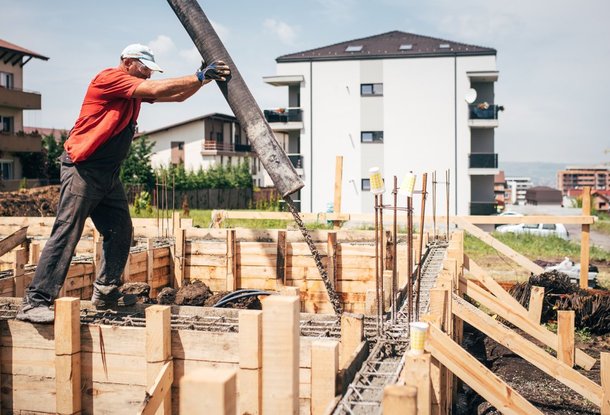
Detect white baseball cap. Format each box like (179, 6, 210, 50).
(121, 43, 164, 72)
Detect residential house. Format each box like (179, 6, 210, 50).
(567, 189, 610, 212)
(557, 165, 610, 194)
(138, 113, 264, 186)
(0, 39, 48, 187)
(264, 31, 501, 214)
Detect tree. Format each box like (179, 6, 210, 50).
(120, 135, 155, 189)
(18, 131, 68, 181)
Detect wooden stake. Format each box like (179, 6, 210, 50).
(340, 313, 364, 368)
(180, 368, 237, 415)
(558, 310, 575, 367)
(602, 352, 610, 415)
(93, 228, 102, 271)
(55, 298, 81, 415)
(528, 286, 545, 324)
(145, 305, 172, 414)
(226, 229, 237, 291)
(333, 155, 343, 230)
(580, 186, 591, 289)
(239, 310, 262, 415)
(311, 340, 339, 415)
(147, 238, 154, 286)
(262, 295, 300, 414)
(13, 248, 27, 298)
(401, 353, 431, 415)
(173, 228, 186, 288)
(383, 385, 417, 415)
(30, 241, 41, 265)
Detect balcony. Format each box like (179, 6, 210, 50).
(0, 86, 42, 110)
(468, 103, 502, 128)
(201, 140, 252, 155)
(469, 153, 498, 169)
(264, 108, 304, 132)
(0, 132, 42, 152)
(287, 153, 304, 175)
(470, 201, 498, 215)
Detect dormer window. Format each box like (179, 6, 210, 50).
(345, 45, 363, 52)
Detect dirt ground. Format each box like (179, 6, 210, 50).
(0, 185, 59, 216)
(459, 326, 610, 414)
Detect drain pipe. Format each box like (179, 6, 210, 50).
(166, 0, 303, 198)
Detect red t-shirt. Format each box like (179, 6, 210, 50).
(64, 68, 146, 162)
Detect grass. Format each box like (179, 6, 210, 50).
(592, 217, 610, 236)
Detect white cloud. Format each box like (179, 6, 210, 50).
(263, 18, 298, 45)
(148, 35, 175, 56)
(179, 46, 202, 65)
(210, 19, 230, 42)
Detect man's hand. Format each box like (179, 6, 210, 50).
(197, 60, 231, 82)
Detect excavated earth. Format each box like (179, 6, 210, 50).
(0, 185, 60, 216)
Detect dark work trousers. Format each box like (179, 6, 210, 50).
(26, 126, 135, 307)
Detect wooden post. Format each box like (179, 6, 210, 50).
(276, 230, 287, 287)
(226, 229, 237, 291)
(602, 352, 610, 415)
(327, 232, 337, 289)
(122, 251, 131, 282)
(55, 298, 81, 415)
(93, 228, 102, 271)
(311, 340, 339, 415)
(340, 313, 364, 368)
(528, 286, 545, 324)
(333, 155, 343, 230)
(558, 310, 575, 367)
(401, 353, 431, 415)
(262, 295, 300, 414)
(580, 186, 591, 289)
(30, 241, 41, 265)
(147, 238, 154, 287)
(383, 385, 417, 415)
(180, 368, 237, 415)
(146, 305, 173, 415)
(13, 248, 27, 298)
(173, 228, 186, 288)
(172, 211, 181, 236)
(239, 310, 263, 415)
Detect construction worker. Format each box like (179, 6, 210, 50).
(17, 44, 230, 323)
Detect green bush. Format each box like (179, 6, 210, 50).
(155, 160, 253, 190)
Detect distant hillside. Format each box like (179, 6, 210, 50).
(499, 161, 568, 188)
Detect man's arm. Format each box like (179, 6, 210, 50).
(133, 75, 202, 100)
(154, 79, 212, 102)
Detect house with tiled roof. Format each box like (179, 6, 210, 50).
(264, 31, 501, 214)
(0, 38, 49, 185)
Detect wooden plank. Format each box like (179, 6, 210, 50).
(0, 226, 27, 258)
(456, 218, 544, 274)
(187, 242, 227, 255)
(180, 368, 237, 415)
(174, 228, 186, 288)
(55, 298, 81, 415)
(262, 295, 300, 414)
(13, 248, 27, 298)
(383, 385, 417, 415)
(602, 352, 610, 415)
(138, 361, 174, 415)
(401, 353, 431, 415)
(340, 313, 364, 368)
(461, 276, 596, 370)
(185, 255, 228, 267)
(528, 286, 545, 324)
(558, 310, 575, 367)
(327, 232, 337, 289)
(146, 305, 172, 414)
(311, 340, 339, 415)
(239, 368, 262, 415)
(580, 186, 591, 289)
(171, 330, 238, 363)
(426, 324, 542, 415)
(276, 230, 287, 286)
(333, 155, 343, 230)
(238, 310, 262, 370)
(452, 294, 602, 406)
(147, 239, 154, 285)
(226, 229, 236, 291)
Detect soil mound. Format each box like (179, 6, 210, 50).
(0, 185, 60, 216)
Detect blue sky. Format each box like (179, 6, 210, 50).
(3, 0, 609, 164)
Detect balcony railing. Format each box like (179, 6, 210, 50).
(287, 153, 303, 169)
(202, 141, 251, 153)
(469, 104, 503, 120)
(0, 86, 42, 110)
(263, 108, 303, 123)
(470, 201, 498, 215)
(0, 132, 42, 152)
(469, 153, 498, 168)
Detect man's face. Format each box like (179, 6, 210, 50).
(127, 59, 152, 79)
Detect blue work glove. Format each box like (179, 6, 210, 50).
(196, 60, 230, 82)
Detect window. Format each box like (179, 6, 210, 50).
(523, 223, 538, 229)
(345, 45, 363, 52)
(360, 83, 383, 96)
(0, 116, 14, 133)
(361, 178, 371, 191)
(361, 131, 383, 143)
(170, 141, 184, 165)
(542, 224, 556, 230)
(0, 72, 13, 89)
(0, 160, 14, 180)
(399, 44, 413, 51)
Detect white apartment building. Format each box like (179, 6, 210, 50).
(264, 31, 501, 214)
(139, 113, 264, 185)
(505, 176, 533, 205)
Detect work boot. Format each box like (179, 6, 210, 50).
(91, 284, 137, 310)
(16, 303, 55, 324)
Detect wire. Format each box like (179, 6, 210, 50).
(212, 289, 271, 308)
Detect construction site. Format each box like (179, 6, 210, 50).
(1, 1, 610, 415)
